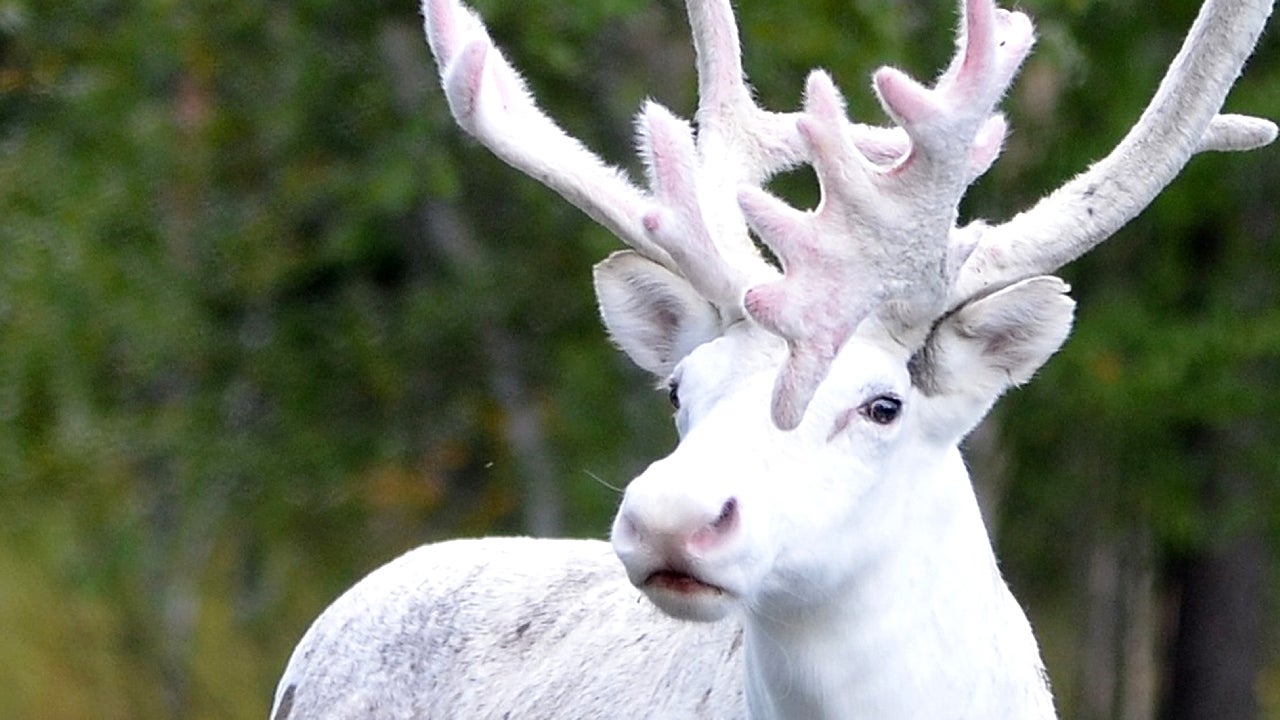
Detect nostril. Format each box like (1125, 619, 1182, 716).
(712, 498, 738, 533)
(613, 509, 643, 546)
(689, 497, 739, 552)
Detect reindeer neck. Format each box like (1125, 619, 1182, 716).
(741, 448, 1055, 720)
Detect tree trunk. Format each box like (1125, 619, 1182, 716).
(1162, 530, 1267, 720)
(1162, 429, 1268, 720)
(1077, 525, 1159, 720)
(1163, 533, 1267, 720)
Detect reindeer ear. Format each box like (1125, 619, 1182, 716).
(912, 276, 1075, 443)
(593, 251, 722, 377)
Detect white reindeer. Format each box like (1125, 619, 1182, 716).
(270, 0, 1275, 717)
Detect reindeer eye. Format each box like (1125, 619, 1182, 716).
(860, 395, 902, 425)
(667, 380, 681, 410)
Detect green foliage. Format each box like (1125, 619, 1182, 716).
(0, 0, 1277, 716)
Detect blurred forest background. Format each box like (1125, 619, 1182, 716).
(1, 0, 1278, 718)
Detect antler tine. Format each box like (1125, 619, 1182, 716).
(739, 0, 1036, 430)
(952, 0, 1277, 305)
(423, 0, 677, 271)
(684, 0, 808, 180)
(636, 102, 768, 311)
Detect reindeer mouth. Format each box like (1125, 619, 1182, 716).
(644, 569, 727, 596)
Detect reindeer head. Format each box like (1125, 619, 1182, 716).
(424, 0, 1274, 622)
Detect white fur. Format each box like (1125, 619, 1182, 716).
(270, 538, 745, 719)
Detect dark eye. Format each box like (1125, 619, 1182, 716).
(667, 380, 680, 410)
(860, 395, 902, 425)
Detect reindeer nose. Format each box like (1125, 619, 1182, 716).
(615, 493, 740, 557)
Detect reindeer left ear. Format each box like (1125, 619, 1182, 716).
(912, 276, 1075, 443)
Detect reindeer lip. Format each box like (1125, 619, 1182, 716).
(644, 569, 727, 596)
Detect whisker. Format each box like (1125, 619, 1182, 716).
(582, 468, 625, 495)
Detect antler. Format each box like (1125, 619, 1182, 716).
(737, 0, 1034, 428)
(425, 0, 1274, 432)
(952, 0, 1277, 303)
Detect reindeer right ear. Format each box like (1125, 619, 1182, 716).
(594, 251, 722, 377)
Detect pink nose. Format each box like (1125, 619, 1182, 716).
(616, 496, 739, 558)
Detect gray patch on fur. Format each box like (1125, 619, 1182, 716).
(271, 684, 295, 720)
